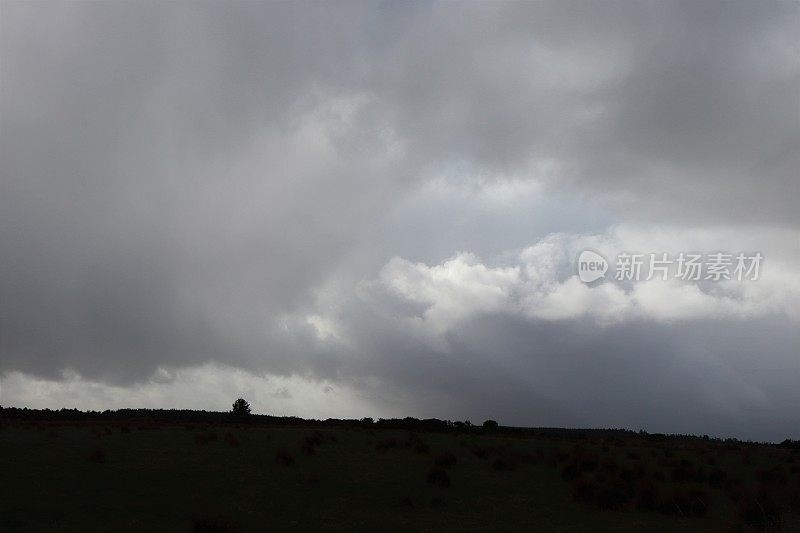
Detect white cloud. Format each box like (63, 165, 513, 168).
(380, 253, 520, 333)
(354, 226, 800, 344)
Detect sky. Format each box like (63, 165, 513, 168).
(1, 1, 798, 442)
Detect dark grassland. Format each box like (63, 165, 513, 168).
(1, 418, 799, 531)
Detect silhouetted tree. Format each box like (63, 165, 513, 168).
(482, 419, 499, 431)
(231, 398, 251, 417)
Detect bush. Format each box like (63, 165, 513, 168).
(472, 446, 488, 459)
(572, 479, 596, 503)
(635, 483, 661, 511)
(491, 457, 515, 471)
(305, 434, 324, 447)
(562, 463, 580, 481)
(301, 434, 323, 455)
(375, 438, 398, 452)
(224, 433, 240, 447)
(594, 480, 634, 510)
(194, 431, 217, 445)
(736, 496, 781, 529)
(427, 467, 451, 487)
(275, 449, 294, 467)
(88, 448, 106, 463)
(301, 443, 316, 455)
(708, 468, 728, 488)
(414, 442, 430, 454)
(482, 420, 499, 431)
(434, 450, 458, 469)
(192, 516, 238, 533)
(578, 456, 598, 473)
(600, 458, 619, 473)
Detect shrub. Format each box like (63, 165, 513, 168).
(635, 483, 661, 511)
(275, 449, 294, 467)
(619, 464, 647, 482)
(88, 448, 106, 463)
(482, 420, 499, 431)
(708, 468, 728, 488)
(736, 495, 781, 530)
(650, 469, 666, 482)
(426, 467, 451, 487)
(492, 457, 515, 471)
(671, 463, 705, 483)
(301, 443, 316, 455)
(472, 446, 488, 459)
(414, 442, 430, 454)
(578, 456, 598, 473)
(594, 480, 634, 510)
(305, 434, 324, 447)
(193, 430, 219, 445)
(375, 439, 398, 452)
(600, 458, 619, 473)
(192, 516, 238, 533)
(434, 450, 458, 469)
(572, 479, 596, 503)
(562, 463, 580, 481)
(758, 466, 788, 485)
(687, 492, 709, 517)
(552, 450, 570, 463)
(302, 433, 324, 455)
(224, 433, 240, 447)
(519, 451, 539, 465)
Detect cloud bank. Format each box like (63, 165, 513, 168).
(1, 1, 798, 440)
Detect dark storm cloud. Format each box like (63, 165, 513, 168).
(325, 301, 800, 441)
(1, 1, 798, 439)
(1, 1, 409, 380)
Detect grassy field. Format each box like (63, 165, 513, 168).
(1, 420, 799, 531)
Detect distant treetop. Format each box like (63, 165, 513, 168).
(231, 398, 251, 416)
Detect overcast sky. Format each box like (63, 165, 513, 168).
(1, 1, 798, 441)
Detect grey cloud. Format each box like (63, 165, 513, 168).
(1, 2, 798, 439)
(1, 1, 406, 381)
(357, 1, 799, 224)
(325, 296, 800, 440)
